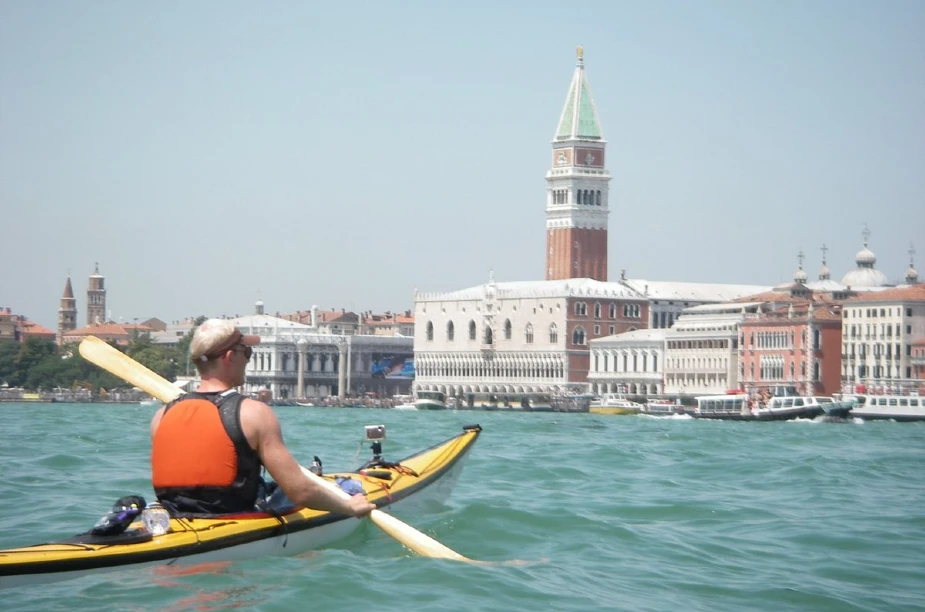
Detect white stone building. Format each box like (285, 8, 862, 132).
(663, 302, 762, 396)
(588, 328, 667, 396)
(840, 284, 925, 392)
(203, 301, 413, 401)
(413, 277, 646, 404)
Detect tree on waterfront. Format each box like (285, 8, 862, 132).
(0, 333, 190, 393)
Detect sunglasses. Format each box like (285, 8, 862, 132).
(232, 344, 253, 360)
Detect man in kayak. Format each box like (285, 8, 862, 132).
(149, 318, 375, 518)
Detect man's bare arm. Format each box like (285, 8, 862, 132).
(241, 399, 373, 518)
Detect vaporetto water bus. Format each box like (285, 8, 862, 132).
(0, 425, 482, 589)
(690, 393, 849, 421)
(840, 393, 925, 422)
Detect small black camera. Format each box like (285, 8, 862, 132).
(364, 424, 386, 442)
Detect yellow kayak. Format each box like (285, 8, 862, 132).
(0, 425, 482, 589)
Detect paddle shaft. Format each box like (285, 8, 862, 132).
(77, 336, 472, 562)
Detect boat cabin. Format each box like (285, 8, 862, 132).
(696, 394, 748, 415)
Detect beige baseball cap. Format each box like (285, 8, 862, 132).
(189, 318, 260, 362)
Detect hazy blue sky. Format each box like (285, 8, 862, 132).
(2, 1, 923, 330)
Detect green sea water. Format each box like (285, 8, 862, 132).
(1, 403, 924, 611)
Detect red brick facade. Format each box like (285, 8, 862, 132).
(564, 296, 647, 383)
(739, 302, 843, 396)
(546, 227, 608, 282)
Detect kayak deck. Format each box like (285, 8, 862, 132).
(0, 425, 481, 588)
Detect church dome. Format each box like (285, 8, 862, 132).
(793, 267, 807, 284)
(842, 225, 889, 288)
(855, 246, 876, 266)
(841, 267, 889, 288)
(907, 265, 919, 284)
(817, 263, 830, 281)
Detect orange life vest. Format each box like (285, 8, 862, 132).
(151, 391, 262, 514)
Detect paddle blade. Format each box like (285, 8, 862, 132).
(368, 509, 469, 561)
(78, 336, 183, 403)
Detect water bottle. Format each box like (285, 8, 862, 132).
(142, 502, 171, 535)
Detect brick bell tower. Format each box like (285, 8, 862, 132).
(57, 275, 77, 345)
(87, 262, 106, 326)
(545, 46, 610, 281)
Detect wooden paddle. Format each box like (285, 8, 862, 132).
(78, 335, 472, 562)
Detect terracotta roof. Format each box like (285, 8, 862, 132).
(63, 322, 154, 339)
(19, 320, 56, 337)
(735, 290, 795, 303)
(741, 300, 843, 324)
(734, 287, 843, 305)
(911, 337, 925, 346)
(842, 284, 925, 304)
(809, 306, 844, 322)
(280, 310, 360, 325)
(141, 317, 167, 331)
(314, 310, 358, 324)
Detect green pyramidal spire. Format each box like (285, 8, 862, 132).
(554, 46, 603, 141)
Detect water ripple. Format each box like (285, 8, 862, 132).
(1, 404, 924, 611)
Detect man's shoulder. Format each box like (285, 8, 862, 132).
(239, 396, 276, 420)
(239, 395, 270, 409)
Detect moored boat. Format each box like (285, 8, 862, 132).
(414, 391, 447, 410)
(820, 399, 855, 418)
(840, 393, 925, 422)
(0, 425, 482, 589)
(641, 399, 687, 416)
(455, 392, 592, 412)
(588, 393, 644, 415)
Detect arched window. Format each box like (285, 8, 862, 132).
(426, 321, 434, 341)
(549, 323, 558, 344)
(608, 304, 617, 318)
(483, 326, 493, 345)
(468, 320, 476, 340)
(572, 326, 586, 346)
(596, 190, 601, 206)
(446, 321, 455, 341)
(504, 319, 512, 340)
(525, 323, 534, 344)
(594, 303, 601, 319)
